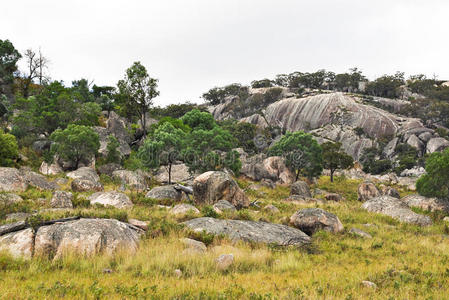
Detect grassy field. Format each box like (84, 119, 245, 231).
(1, 175, 449, 299)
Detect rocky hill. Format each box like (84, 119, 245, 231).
(210, 89, 448, 161)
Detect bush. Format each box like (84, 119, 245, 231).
(417, 148, 449, 198)
(0, 130, 18, 166)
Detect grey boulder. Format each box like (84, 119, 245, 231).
(290, 181, 312, 198)
(290, 208, 344, 235)
(361, 195, 432, 226)
(88, 192, 133, 209)
(183, 217, 311, 247)
(146, 185, 184, 201)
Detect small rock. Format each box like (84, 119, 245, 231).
(213, 200, 237, 213)
(112, 170, 147, 191)
(284, 195, 324, 204)
(54, 178, 68, 185)
(50, 191, 73, 209)
(380, 186, 400, 198)
(264, 204, 280, 213)
(290, 181, 312, 198)
(146, 185, 184, 201)
(443, 217, 449, 223)
(103, 268, 113, 274)
(361, 281, 377, 289)
(174, 269, 182, 278)
(71, 178, 104, 192)
(6, 212, 31, 222)
(39, 161, 63, 175)
(128, 219, 149, 231)
(180, 238, 207, 253)
(216, 254, 234, 270)
(325, 193, 344, 201)
(88, 192, 133, 209)
(358, 182, 380, 202)
(349, 228, 372, 239)
(170, 204, 200, 216)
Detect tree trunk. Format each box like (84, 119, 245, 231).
(142, 109, 147, 139)
(330, 169, 334, 182)
(168, 163, 172, 185)
(295, 169, 300, 181)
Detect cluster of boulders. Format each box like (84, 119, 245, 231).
(1, 157, 448, 262)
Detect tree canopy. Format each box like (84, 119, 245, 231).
(50, 124, 100, 169)
(268, 131, 323, 180)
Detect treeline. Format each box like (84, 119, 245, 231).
(202, 68, 449, 105)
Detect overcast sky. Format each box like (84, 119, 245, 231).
(2, 0, 449, 106)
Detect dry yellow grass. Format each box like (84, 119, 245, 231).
(0, 175, 448, 299)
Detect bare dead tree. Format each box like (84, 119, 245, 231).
(22, 48, 49, 97)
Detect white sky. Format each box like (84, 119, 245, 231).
(2, 0, 449, 105)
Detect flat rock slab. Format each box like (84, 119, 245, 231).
(362, 195, 432, 226)
(88, 192, 133, 209)
(0, 228, 34, 259)
(0, 168, 28, 192)
(183, 217, 311, 247)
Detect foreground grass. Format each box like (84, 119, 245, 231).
(0, 176, 449, 299)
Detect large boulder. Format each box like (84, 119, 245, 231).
(361, 195, 432, 226)
(0, 168, 28, 192)
(67, 167, 103, 192)
(426, 137, 449, 154)
(106, 111, 132, 144)
(22, 170, 58, 191)
(39, 161, 63, 175)
(401, 194, 449, 213)
(241, 155, 295, 184)
(290, 181, 312, 198)
(34, 218, 141, 259)
(183, 217, 311, 246)
(146, 185, 183, 201)
(88, 192, 133, 209)
(155, 164, 192, 183)
(290, 208, 344, 235)
(357, 182, 380, 202)
(93, 126, 131, 159)
(50, 191, 73, 209)
(97, 163, 122, 177)
(193, 171, 249, 208)
(112, 170, 147, 191)
(0, 228, 34, 259)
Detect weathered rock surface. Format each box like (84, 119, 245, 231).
(358, 182, 380, 202)
(290, 181, 312, 198)
(350, 228, 372, 239)
(112, 170, 147, 191)
(241, 155, 295, 184)
(426, 137, 449, 154)
(0, 193, 23, 205)
(93, 126, 131, 159)
(216, 254, 234, 270)
(290, 208, 344, 235)
(0, 228, 34, 259)
(33, 218, 141, 259)
(380, 186, 400, 198)
(264, 204, 280, 213)
(23, 170, 58, 191)
(183, 217, 311, 246)
(39, 161, 63, 175)
(146, 185, 183, 201)
(325, 193, 344, 201)
(50, 191, 73, 208)
(193, 171, 249, 208)
(401, 194, 449, 213)
(128, 219, 149, 231)
(180, 238, 207, 253)
(97, 163, 122, 177)
(155, 164, 192, 183)
(0, 168, 28, 192)
(213, 200, 237, 213)
(88, 192, 133, 209)
(170, 204, 200, 215)
(106, 111, 132, 144)
(361, 196, 432, 226)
